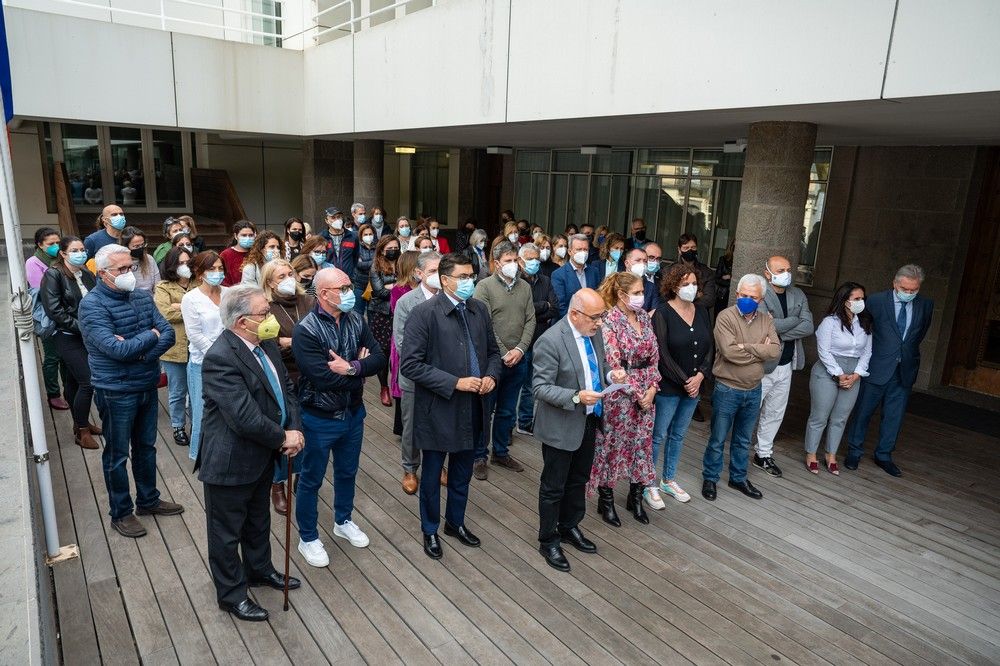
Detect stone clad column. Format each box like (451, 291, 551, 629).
(730, 121, 817, 296)
(302, 140, 353, 226)
(353, 140, 384, 209)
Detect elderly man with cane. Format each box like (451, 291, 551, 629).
(197, 285, 304, 622)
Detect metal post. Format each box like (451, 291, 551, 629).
(160, 0, 167, 30)
(0, 100, 78, 564)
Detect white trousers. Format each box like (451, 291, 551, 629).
(754, 362, 793, 458)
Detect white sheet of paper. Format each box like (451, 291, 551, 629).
(600, 383, 630, 397)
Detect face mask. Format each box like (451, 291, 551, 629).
(848, 299, 865, 314)
(331, 218, 344, 231)
(420, 247, 432, 254)
(555, 246, 567, 259)
(634, 230, 646, 241)
(179, 244, 193, 253)
(357, 214, 367, 225)
(373, 215, 384, 226)
(572, 250, 589, 266)
(430, 228, 439, 238)
(275, 276, 297, 296)
(523, 259, 541, 276)
(299, 278, 313, 290)
(453, 277, 476, 301)
(627, 294, 645, 312)
(204, 271, 225, 286)
(425, 272, 441, 290)
(500, 262, 519, 279)
(251, 313, 280, 340)
(736, 297, 758, 315)
(171, 230, 184, 239)
(539, 248, 551, 261)
(264, 249, 278, 262)
(336, 288, 356, 313)
(385, 248, 400, 261)
(113, 270, 137, 292)
(288, 231, 304, 242)
(238, 236, 255, 249)
(507, 233, 518, 243)
(896, 290, 917, 303)
(609, 249, 622, 263)
(176, 264, 192, 280)
(45, 244, 60, 258)
(597, 235, 606, 245)
(362, 234, 374, 245)
(68, 250, 88, 266)
(646, 260, 659, 275)
(109, 214, 127, 230)
(465, 226, 476, 234)
(130, 247, 145, 260)
(311, 252, 327, 265)
(678, 284, 698, 302)
(680, 249, 698, 263)
(629, 263, 645, 278)
(476, 242, 486, 250)
(398, 227, 411, 237)
(769, 270, 793, 288)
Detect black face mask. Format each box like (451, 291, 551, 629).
(130, 247, 145, 260)
(634, 230, 646, 241)
(385, 249, 401, 261)
(464, 226, 475, 234)
(680, 249, 698, 263)
(289, 231, 304, 242)
(299, 278, 313, 289)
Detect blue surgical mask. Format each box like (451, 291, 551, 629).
(357, 214, 367, 225)
(454, 277, 476, 301)
(399, 227, 411, 237)
(238, 236, 255, 249)
(204, 271, 225, 286)
(736, 297, 759, 315)
(310, 251, 327, 265)
(609, 249, 622, 263)
(68, 250, 88, 266)
(373, 214, 384, 225)
(264, 249, 277, 262)
(523, 259, 541, 276)
(646, 260, 659, 275)
(896, 290, 917, 303)
(337, 289, 356, 313)
(109, 214, 127, 230)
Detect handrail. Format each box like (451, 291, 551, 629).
(314, 0, 436, 40)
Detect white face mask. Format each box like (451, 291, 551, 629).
(331, 218, 344, 231)
(276, 276, 297, 296)
(507, 233, 518, 243)
(362, 234, 374, 245)
(678, 283, 698, 302)
(572, 250, 589, 266)
(176, 264, 192, 280)
(500, 262, 519, 279)
(626, 294, 645, 312)
(476, 242, 486, 250)
(420, 247, 432, 254)
(113, 270, 137, 292)
(430, 228, 439, 238)
(629, 263, 645, 278)
(769, 270, 793, 288)
(424, 272, 441, 290)
(539, 248, 551, 261)
(848, 299, 865, 314)
(555, 246, 567, 259)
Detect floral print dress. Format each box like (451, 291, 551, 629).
(587, 305, 661, 495)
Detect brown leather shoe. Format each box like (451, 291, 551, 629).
(473, 459, 488, 481)
(490, 454, 524, 472)
(48, 397, 70, 410)
(111, 514, 147, 538)
(271, 483, 288, 515)
(439, 467, 448, 486)
(135, 500, 184, 516)
(380, 386, 392, 407)
(401, 472, 418, 495)
(74, 426, 100, 450)
(88, 423, 103, 436)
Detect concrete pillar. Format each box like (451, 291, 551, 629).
(302, 139, 353, 227)
(730, 121, 817, 297)
(455, 148, 477, 227)
(352, 139, 384, 210)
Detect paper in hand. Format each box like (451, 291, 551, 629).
(600, 383, 630, 397)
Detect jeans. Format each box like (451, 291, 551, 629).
(187, 361, 203, 461)
(477, 358, 529, 460)
(516, 349, 535, 427)
(95, 388, 161, 520)
(161, 360, 189, 429)
(702, 382, 762, 483)
(296, 406, 366, 541)
(651, 393, 700, 482)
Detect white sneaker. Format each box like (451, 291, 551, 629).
(660, 479, 691, 503)
(298, 538, 330, 567)
(643, 486, 666, 510)
(334, 520, 370, 548)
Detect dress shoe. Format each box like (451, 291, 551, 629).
(752, 454, 782, 478)
(728, 479, 763, 500)
(490, 454, 524, 472)
(88, 423, 103, 436)
(844, 455, 860, 470)
(249, 571, 301, 590)
(220, 598, 268, 622)
(380, 386, 392, 407)
(74, 426, 100, 450)
(111, 514, 147, 538)
(702, 480, 717, 501)
(874, 457, 902, 477)
(539, 545, 570, 572)
(48, 396, 70, 410)
(423, 533, 443, 559)
(173, 427, 190, 446)
(136, 500, 185, 516)
(596, 486, 621, 527)
(624, 483, 650, 524)
(402, 472, 418, 495)
(271, 483, 288, 515)
(444, 522, 481, 547)
(473, 459, 488, 481)
(440, 467, 448, 486)
(558, 526, 596, 553)
(691, 405, 705, 422)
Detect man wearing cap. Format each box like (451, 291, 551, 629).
(319, 207, 359, 280)
(292, 267, 386, 567)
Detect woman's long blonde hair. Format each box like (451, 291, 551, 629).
(597, 271, 640, 309)
(261, 258, 303, 300)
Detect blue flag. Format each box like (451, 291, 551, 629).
(0, 7, 12, 124)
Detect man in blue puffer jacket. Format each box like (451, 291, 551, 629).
(79, 245, 184, 539)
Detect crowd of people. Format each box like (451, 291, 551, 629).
(26, 202, 932, 621)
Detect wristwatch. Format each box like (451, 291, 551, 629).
(346, 363, 358, 376)
(572, 391, 581, 404)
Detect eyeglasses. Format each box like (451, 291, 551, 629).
(572, 309, 606, 323)
(130, 243, 147, 250)
(446, 273, 476, 281)
(104, 265, 134, 276)
(245, 310, 271, 318)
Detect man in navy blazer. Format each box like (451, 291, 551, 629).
(623, 247, 662, 312)
(845, 265, 933, 476)
(551, 234, 600, 316)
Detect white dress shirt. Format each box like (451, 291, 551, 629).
(568, 319, 597, 415)
(892, 291, 913, 338)
(181, 287, 227, 364)
(816, 315, 873, 377)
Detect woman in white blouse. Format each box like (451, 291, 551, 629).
(181, 251, 227, 462)
(804, 282, 873, 475)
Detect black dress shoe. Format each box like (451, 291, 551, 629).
(844, 456, 860, 470)
(539, 545, 570, 572)
(444, 522, 481, 547)
(219, 598, 268, 622)
(702, 480, 717, 501)
(249, 571, 301, 591)
(423, 533, 443, 559)
(728, 479, 763, 499)
(596, 486, 621, 527)
(173, 427, 189, 446)
(558, 526, 597, 553)
(874, 457, 902, 477)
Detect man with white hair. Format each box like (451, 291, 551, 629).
(350, 202, 367, 231)
(701, 274, 780, 502)
(79, 244, 181, 538)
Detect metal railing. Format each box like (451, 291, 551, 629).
(313, 0, 436, 41)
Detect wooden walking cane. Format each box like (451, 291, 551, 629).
(283, 455, 293, 611)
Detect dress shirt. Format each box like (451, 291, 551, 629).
(892, 292, 913, 338)
(573, 263, 587, 290)
(815, 315, 873, 377)
(568, 319, 597, 415)
(238, 335, 281, 384)
(419, 283, 436, 302)
(181, 287, 227, 364)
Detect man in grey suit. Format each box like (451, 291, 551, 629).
(532, 288, 614, 572)
(392, 251, 442, 494)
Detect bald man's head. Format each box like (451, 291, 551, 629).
(314, 267, 352, 316)
(314, 267, 351, 290)
(568, 288, 606, 336)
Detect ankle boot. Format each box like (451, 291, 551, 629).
(596, 486, 621, 527)
(625, 483, 650, 524)
(74, 426, 100, 450)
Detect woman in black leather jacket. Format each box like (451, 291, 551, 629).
(368, 234, 400, 406)
(40, 236, 99, 449)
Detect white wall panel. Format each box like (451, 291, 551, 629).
(302, 38, 355, 135)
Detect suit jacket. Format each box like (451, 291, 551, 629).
(641, 278, 663, 313)
(400, 292, 502, 453)
(760, 285, 814, 373)
(531, 317, 610, 452)
(196, 330, 303, 486)
(551, 262, 600, 317)
(589, 258, 623, 285)
(865, 289, 933, 387)
(392, 286, 430, 393)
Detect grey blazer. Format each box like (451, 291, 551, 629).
(761, 285, 814, 373)
(531, 317, 610, 452)
(392, 286, 429, 392)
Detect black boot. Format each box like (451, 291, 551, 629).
(597, 486, 621, 527)
(625, 483, 650, 524)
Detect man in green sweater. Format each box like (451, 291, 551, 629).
(472, 241, 536, 480)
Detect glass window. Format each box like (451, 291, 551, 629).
(529, 173, 549, 226)
(250, 0, 282, 47)
(587, 175, 611, 229)
(153, 130, 185, 208)
(609, 175, 630, 232)
(410, 150, 449, 219)
(61, 124, 102, 206)
(553, 150, 590, 172)
(636, 149, 689, 176)
(593, 150, 632, 174)
(652, 177, 687, 253)
(798, 148, 834, 285)
(707, 180, 742, 268)
(692, 149, 745, 179)
(109, 127, 146, 207)
(513, 172, 531, 224)
(549, 174, 568, 233)
(567, 174, 588, 231)
(515, 151, 549, 172)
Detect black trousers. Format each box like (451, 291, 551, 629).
(538, 414, 598, 548)
(52, 332, 93, 428)
(204, 464, 276, 605)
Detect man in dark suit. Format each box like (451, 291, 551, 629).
(845, 264, 933, 476)
(623, 247, 662, 312)
(400, 253, 502, 560)
(624, 217, 649, 251)
(551, 234, 600, 317)
(198, 285, 304, 622)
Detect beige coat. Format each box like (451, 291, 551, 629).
(154, 279, 194, 363)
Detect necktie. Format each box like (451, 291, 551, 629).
(455, 302, 481, 377)
(582, 335, 603, 418)
(896, 301, 908, 339)
(253, 346, 287, 426)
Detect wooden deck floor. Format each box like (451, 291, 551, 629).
(44, 378, 1000, 665)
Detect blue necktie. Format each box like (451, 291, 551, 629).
(582, 335, 603, 418)
(455, 302, 481, 377)
(253, 346, 286, 426)
(896, 301, 908, 339)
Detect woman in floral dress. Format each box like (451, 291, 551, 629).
(589, 271, 661, 525)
